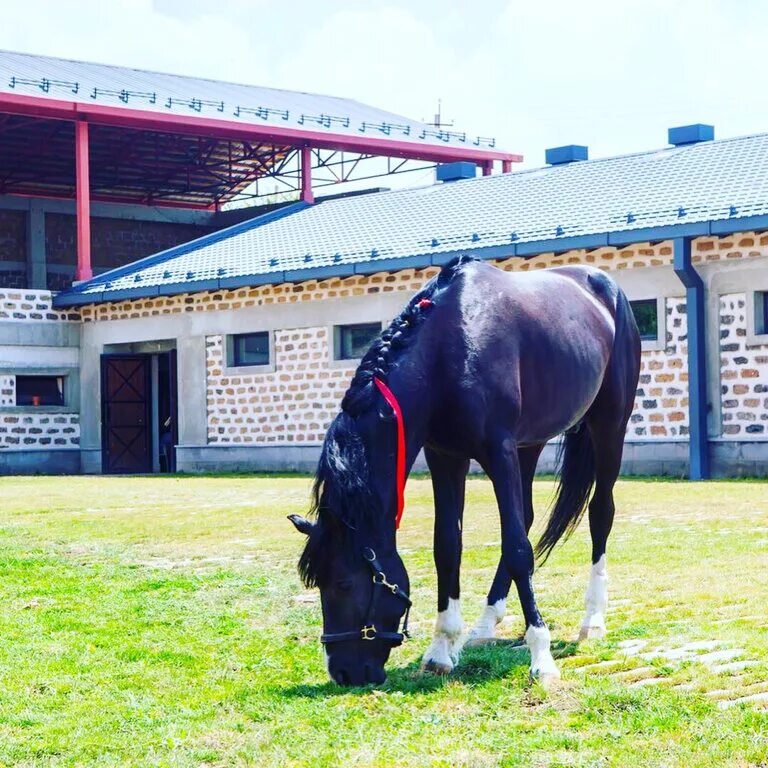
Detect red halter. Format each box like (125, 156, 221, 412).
(373, 376, 406, 529)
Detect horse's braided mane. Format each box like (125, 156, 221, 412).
(298, 255, 475, 587)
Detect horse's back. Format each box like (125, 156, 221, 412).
(427, 260, 633, 445)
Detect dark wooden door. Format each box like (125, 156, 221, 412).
(101, 355, 151, 474)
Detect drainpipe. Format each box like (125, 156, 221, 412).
(672, 237, 710, 479)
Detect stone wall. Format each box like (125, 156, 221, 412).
(0, 289, 81, 322)
(0, 412, 80, 451)
(202, 313, 689, 448)
(206, 329, 353, 445)
(0, 375, 14, 406)
(630, 298, 689, 439)
(719, 293, 768, 437)
(1, 288, 81, 454)
(42, 232, 768, 456)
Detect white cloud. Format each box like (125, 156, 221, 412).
(2, 0, 768, 169)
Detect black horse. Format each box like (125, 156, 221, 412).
(290, 256, 640, 687)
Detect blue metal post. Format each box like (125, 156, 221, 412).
(672, 237, 710, 479)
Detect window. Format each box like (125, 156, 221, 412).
(630, 299, 659, 342)
(757, 291, 768, 335)
(16, 375, 65, 406)
(335, 323, 381, 360)
(230, 332, 270, 367)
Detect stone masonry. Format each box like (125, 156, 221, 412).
(719, 293, 768, 437)
(71, 234, 768, 450)
(0, 289, 80, 322)
(2, 232, 759, 455)
(0, 413, 80, 451)
(206, 329, 354, 445)
(630, 298, 689, 439)
(1, 288, 80, 453)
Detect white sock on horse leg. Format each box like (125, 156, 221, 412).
(422, 598, 463, 672)
(468, 598, 506, 640)
(580, 554, 607, 640)
(525, 624, 560, 679)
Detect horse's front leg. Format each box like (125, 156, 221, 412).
(476, 436, 560, 684)
(421, 448, 470, 675)
(468, 443, 543, 644)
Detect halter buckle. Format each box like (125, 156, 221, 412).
(372, 571, 399, 594)
(361, 624, 377, 641)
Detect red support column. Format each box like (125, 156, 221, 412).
(300, 145, 314, 203)
(75, 119, 93, 281)
(502, 159, 512, 173)
(482, 161, 493, 176)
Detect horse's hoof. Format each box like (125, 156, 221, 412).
(531, 671, 561, 690)
(578, 625, 607, 642)
(422, 658, 454, 675)
(464, 636, 496, 648)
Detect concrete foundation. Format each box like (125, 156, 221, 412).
(0, 448, 80, 474)
(171, 440, 767, 478)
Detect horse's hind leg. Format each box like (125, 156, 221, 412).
(421, 448, 470, 675)
(579, 424, 624, 641)
(520, 444, 544, 533)
(468, 442, 543, 642)
(476, 437, 559, 683)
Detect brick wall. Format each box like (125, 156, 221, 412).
(720, 293, 768, 437)
(0, 210, 27, 289)
(45, 213, 212, 272)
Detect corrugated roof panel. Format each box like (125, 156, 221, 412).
(60, 131, 768, 301)
(0, 49, 504, 154)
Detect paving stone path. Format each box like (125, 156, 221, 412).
(572, 638, 768, 709)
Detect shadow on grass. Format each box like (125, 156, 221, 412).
(278, 639, 578, 699)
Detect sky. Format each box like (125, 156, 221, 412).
(2, 0, 767, 172)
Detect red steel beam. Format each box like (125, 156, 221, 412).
(0, 92, 523, 165)
(75, 120, 92, 281)
(2, 187, 217, 210)
(300, 145, 314, 204)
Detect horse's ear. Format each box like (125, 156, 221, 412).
(288, 514, 315, 536)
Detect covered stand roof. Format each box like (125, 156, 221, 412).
(0, 50, 518, 208)
(55, 131, 768, 306)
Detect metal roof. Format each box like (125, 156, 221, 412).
(0, 50, 512, 157)
(55, 131, 768, 306)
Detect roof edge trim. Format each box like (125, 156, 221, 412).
(52, 213, 768, 308)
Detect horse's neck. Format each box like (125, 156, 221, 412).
(384, 369, 432, 476)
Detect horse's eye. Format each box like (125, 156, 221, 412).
(336, 579, 353, 593)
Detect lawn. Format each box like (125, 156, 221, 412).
(0, 474, 766, 767)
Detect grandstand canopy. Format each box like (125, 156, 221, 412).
(0, 50, 520, 210)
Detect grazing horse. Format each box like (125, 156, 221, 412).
(290, 256, 640, 687)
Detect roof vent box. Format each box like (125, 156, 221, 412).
(436, 162, 477, 182)
(545, 145, 589, 165)
(668, 123, 714, 146)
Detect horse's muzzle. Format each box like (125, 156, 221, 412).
(329, 659, 387, 686)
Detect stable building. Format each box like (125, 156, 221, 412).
(0, 57, 766, 478)
(0, 50, 514, 474)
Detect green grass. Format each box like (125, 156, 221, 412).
(0, 474, 766, 767)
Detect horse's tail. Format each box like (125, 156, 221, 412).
(535, 424, 595, 564)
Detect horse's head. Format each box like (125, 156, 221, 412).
(290, 512, 410, 686)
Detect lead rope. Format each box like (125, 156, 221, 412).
(373, 376, 406, 529)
